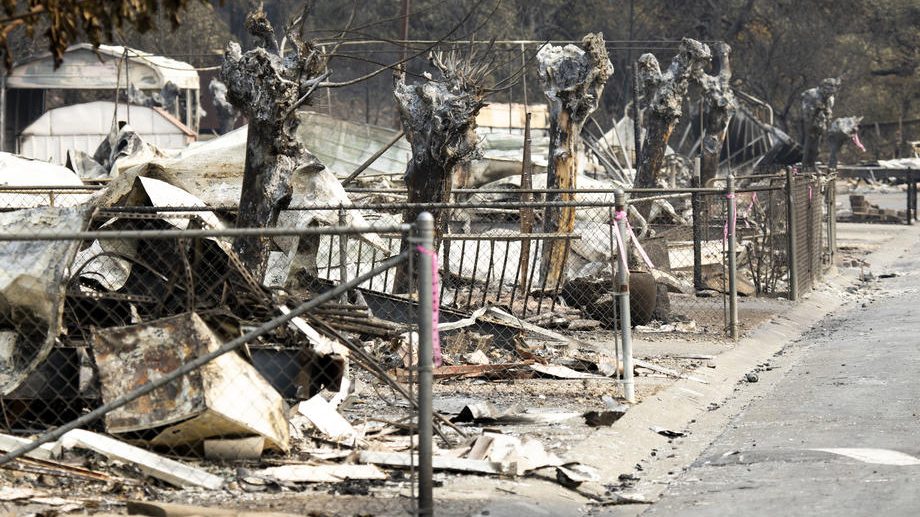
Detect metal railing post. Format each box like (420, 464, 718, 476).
(726, 175, 739, 339)
(615, 190, 635, 403)
(907, 169, 913, 225)
(786, 167, 799, 301)
(910, 169, 918, 221)
(691, 157, 703, 291)
(338, 206, 348, 302)
(415, 212, 435, 517)
(828, 175, 837, 265)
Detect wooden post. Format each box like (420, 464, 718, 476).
(519, 113, 534, 292)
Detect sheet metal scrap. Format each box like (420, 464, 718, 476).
(91, 312, 290, 452)
(0, 205, 93, 395)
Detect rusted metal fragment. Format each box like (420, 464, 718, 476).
(0, 205, 93, 395)
(91, 312, 289, 452)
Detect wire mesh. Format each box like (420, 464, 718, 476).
(0, 203, 428, 505)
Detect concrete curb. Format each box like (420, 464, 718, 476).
(565, 223, 920, 496)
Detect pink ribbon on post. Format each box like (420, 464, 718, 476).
(415, 245, 442, 367)
(611, 210, 629, 272)
(611, 209, 656, 271)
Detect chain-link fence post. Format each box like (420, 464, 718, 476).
(338, 205, 349, 302)
(785, 167, 799, 301)
(827, 174, 837, 265)
(614, 190, 635, 403)
(726, 175, 739, 339)
(907, 169, 914, 226)
(691, 157, 703, 290)
(414, 212, 435, 517)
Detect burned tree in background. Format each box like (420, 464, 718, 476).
(391, 50, 488, 292)
(827, 116, 865, 169)
(393, 51, 488, 242)
(698, 42, 737, 186)
(220, 7, 326, 278)
(536, 34, 613, 288)
(209, 78, 240, 135)
(800, 77, 840, 171)
(634, 38, 711, 197)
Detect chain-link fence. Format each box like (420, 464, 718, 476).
(0, 202, 448, 513)
(733, 169, 836, 301)
(0, 174, 838, 511)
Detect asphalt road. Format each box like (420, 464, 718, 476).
(641, 246, 920, 515)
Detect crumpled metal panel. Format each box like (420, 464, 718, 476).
(0, 204, 93, 395)
(91, 312, 290, 451)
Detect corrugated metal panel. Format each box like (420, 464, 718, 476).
(18, 101, 195, 164)
(8, 44, 198, 90)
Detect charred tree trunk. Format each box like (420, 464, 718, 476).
(801, 78, 840, 171)
(634, 38, 711, 212)
(392, 53, 487, 292)
(220, 8, 326, 279)
(827, 116, 864, 169)
(536, 34, 613, 289)
(699, 42, 737, 186)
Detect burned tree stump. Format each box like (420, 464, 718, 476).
(698, 42, 737, 186)
(634, 38, 711, 199)
(208, 78, 240, 135)
(827, 116, 865, 169)
(801, 78, 840, 171)
(220, 8, 325, 279)
(536, 34, 613, 288)
(391, 52, 487, 291)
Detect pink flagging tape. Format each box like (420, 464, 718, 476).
(851, 132, 866, 152)
(625, 221, 655, 270)
(808, 185, 813, 202)
(416, 245, 442, 367)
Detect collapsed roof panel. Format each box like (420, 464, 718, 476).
(0, 204, 93, 395)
